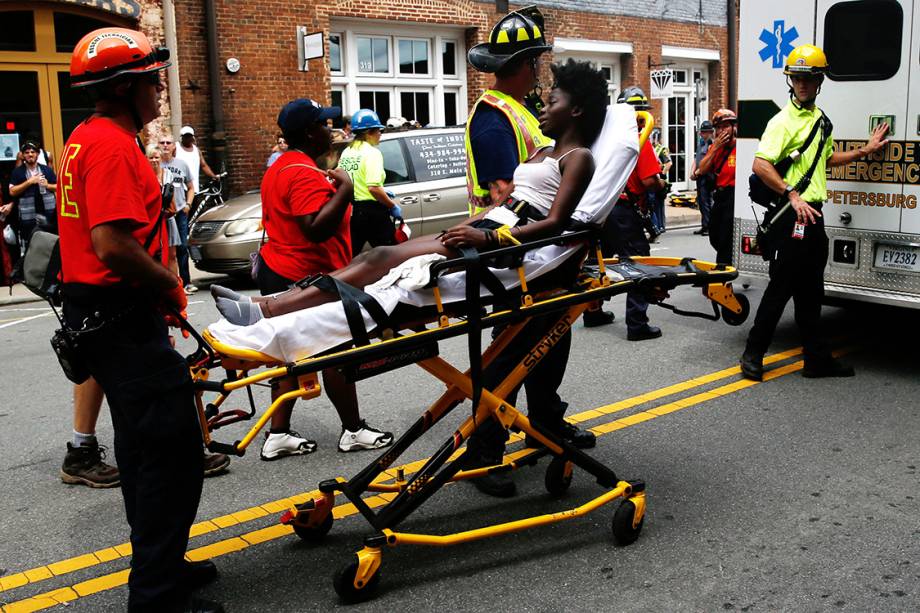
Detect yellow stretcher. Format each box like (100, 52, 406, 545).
(181, 230, 749, 602)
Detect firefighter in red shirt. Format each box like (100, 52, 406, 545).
(697, 108, 737, 265)
(58, 28, 222, 613)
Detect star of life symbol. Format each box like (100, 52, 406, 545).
(759, 19, 799, 68)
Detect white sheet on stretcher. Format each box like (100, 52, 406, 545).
(208, 104, 639, 362)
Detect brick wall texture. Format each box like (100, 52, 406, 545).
(162, 0, 732, 194)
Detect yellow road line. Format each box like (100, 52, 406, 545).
(0, 346, 805, 596)
(0, 348, 827, 613)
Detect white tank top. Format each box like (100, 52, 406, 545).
(175, 144, 200, 192)
(510, 147, 588, 217)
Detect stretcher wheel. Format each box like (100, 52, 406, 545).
(611, 499, 644, 546)
(721, 293, 750, 326)
(544, 457, 572, 497)
(333, 558, 380, 603)
(292, 510, 333, 542)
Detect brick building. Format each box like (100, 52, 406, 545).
(1, 0, 733, 197)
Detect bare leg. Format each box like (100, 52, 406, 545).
(321, 368, 361, 431)
(268, 370, 360, 432)
(261, 234, 456, 318)
(74, 377, 105, 434)
(269, 379, 298, 431)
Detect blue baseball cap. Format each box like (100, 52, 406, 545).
(277, 98, 341, 132)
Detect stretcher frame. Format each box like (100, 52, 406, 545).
(184, 230, 746, 602)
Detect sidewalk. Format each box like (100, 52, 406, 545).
(666, 202, 701, 228)
(665, 190, 702, 228)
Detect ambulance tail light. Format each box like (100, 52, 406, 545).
(741, 234, 762, 256)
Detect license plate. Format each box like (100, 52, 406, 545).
(189, 245, 202, 261)
(874, 242, 920, 272)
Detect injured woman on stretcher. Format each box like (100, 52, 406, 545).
(209, 60, 639, 362)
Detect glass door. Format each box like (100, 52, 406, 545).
(665, 93, 691, 190)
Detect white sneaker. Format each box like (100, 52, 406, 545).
(184, 283, 199, 295)
(260, 430, 317, 461)
(338, 421, 394, 452)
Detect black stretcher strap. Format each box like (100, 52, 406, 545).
(310, 275, 392, 347)
(459, 247, 484, 416)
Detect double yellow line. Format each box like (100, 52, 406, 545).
(0, 345, 825, 613)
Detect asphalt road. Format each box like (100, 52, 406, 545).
(1, 228, 918, 612)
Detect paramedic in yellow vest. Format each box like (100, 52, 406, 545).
(461, 5, 595, 499)
(338, 109, 401, 252)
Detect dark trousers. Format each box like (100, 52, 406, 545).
(257, 254, 297, 295)
(697, 179, 713, 229)
(350, 201, 396, 253)
(648, 190, 666, 231)
(175, 211, 191, 286)
(63, 296, 203, 613)
(709, 187, 735, 265)
(466, 314, 572, 461)
(744, 212, 830, 362)
(602, 204, 652, 333)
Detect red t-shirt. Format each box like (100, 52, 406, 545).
(622, 140, 661, 206)
(57, 117, 167, 285)
(260, 150, 351, 281)
(712, 144, 737, 189)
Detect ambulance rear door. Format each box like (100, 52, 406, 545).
(734, 1, 816, 275)
(735, 1, 816, 227)
(817, 0, 910, 235)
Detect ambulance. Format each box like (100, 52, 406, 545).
(735, 0, 920, 308)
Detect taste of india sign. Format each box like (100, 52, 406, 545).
(58, 0, 143, 20)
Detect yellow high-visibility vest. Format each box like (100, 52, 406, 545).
(464, 90, 551, 216)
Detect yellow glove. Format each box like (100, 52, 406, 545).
(495, 225, 521, 247)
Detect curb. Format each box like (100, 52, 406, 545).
(0, 293, 43, 307)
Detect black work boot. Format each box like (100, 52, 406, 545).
(61, 442, 120, 488)
(582, 309, 615, 328)
(739, 351, 764, 381)
(803, 357, 855, 379)
(464, 454, 516, 498)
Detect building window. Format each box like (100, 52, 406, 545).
(332, 25, 467, 127)
(0, 11, 35, 52)
(399, 91, 431, 126)
(672, 69, 687, 84)
(357, 36, 389, 74)
(442, 40, 457, 76)
(329, 33, 343, 74)
(443, 91, 458, 125)
(555, 55, 621, 107)
(358, 90, 392, 124)
(398, 39, 429, 75)
(598, 63, 618, 105)
(825, 0, 901, 81)
(331, 89, 345, 127)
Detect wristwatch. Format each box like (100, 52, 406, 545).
(782, 184, 795, 198)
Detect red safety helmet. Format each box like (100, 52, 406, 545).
(712, 108, 737, 126)
(70, 27, 170, 88)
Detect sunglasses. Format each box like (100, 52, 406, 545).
(159, 140, 173, 145)
(142, 71, 162, 86)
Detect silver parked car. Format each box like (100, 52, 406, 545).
(188, 126, 467, 278)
